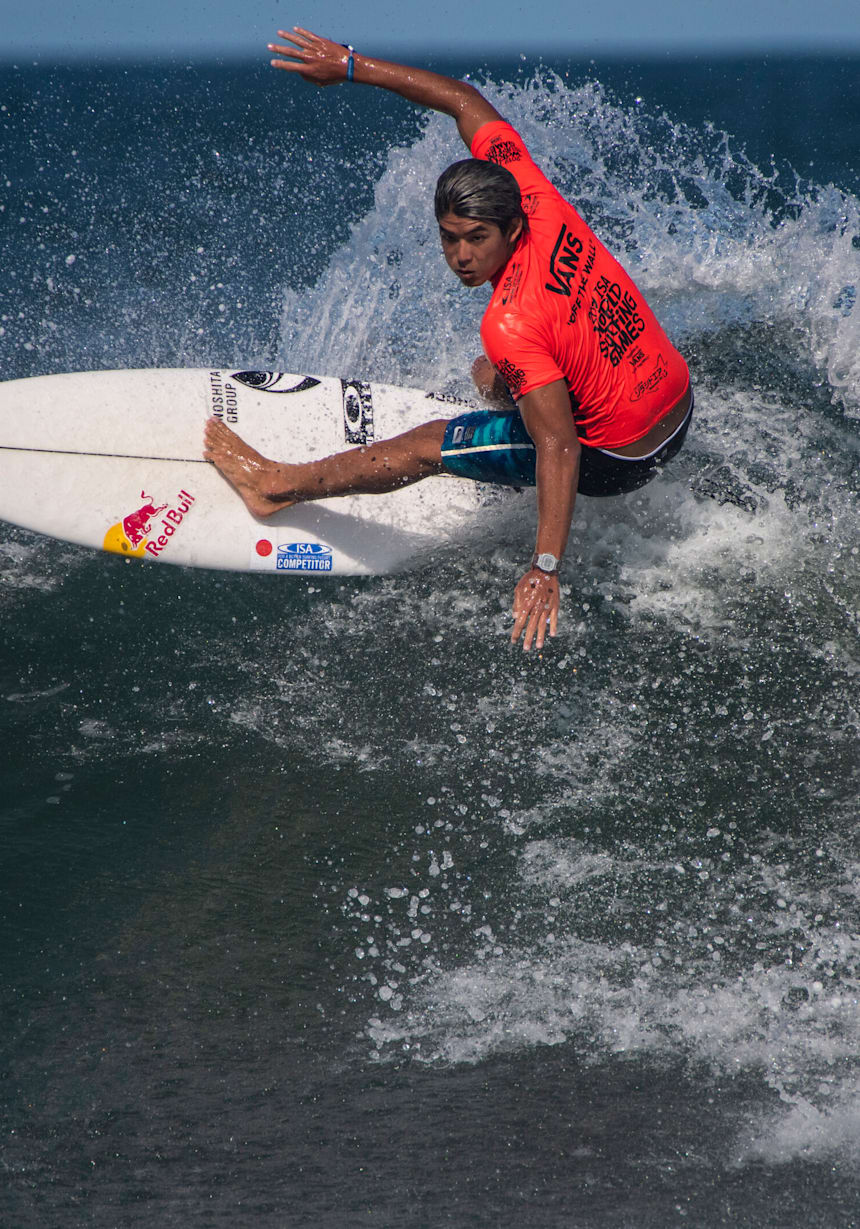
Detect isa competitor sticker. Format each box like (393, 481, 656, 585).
(277, 542, 333, 572)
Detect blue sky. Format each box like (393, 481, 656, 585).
(4, 0, 860, 60)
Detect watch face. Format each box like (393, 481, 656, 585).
(535, 553, 559, 573)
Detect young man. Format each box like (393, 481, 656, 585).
(203, 27, 692, 651)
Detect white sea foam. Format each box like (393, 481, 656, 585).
(5, 682, 70, 704)
(361, 831, 860, 1163)
(165, 76, 860, 1172)
(0, 538, 62, 595)
(3, 63, 858, 1212)
(277, 72, 860, 423)
(13, 67, 843, 1169)
(136, 72, 860, 1174)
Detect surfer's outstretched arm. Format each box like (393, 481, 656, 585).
(269, 26, 502, 147)
(509, 380, 581, 652)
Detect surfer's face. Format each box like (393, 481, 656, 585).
(438, 213, 522, 287)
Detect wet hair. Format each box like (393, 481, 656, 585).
(434, 159, 526, 235)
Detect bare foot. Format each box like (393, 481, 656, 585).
(203, 417, 295, 517)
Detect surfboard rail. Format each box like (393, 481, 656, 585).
(0, 367, 490, 575)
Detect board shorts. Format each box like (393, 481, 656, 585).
(440, 392, 693, 497)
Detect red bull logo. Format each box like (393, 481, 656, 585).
(123, 493, 167, 547)
(103, 489, 196, 557)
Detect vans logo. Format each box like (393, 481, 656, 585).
(545, 223, 583, 297)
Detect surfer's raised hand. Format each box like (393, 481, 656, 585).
(269, 27, 353, 86)
(268, 27, 503, 147)
(511, 569, 560, 652)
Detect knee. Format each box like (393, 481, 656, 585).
(415, 418, 449, 471)
(471, 356, 495, 393)
(416, 417, 450, 443)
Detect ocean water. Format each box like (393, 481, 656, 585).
(1, 54, 859, 1227)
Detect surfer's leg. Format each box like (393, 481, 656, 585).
(204, 416, 449, 517)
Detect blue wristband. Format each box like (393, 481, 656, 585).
(346, 45, 355, 81)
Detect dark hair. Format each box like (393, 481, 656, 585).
(434, 159, 526, 234)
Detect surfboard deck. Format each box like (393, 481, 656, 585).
(0, 368, 491, 575)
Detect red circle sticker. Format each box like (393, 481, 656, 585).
(255, 539, 273, 557)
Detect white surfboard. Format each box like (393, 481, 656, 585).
(0, 367, 493, 575)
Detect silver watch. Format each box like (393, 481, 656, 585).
(532, 552, 560, 574)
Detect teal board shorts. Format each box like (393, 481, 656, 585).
(440, 395, 693, 497)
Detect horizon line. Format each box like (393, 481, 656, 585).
(2, 42, 860, 67)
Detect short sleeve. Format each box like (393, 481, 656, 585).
(480, 309, 566, 401)
(471, 121, 566, 207)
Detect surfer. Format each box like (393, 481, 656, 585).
(204, 27, 692, 651)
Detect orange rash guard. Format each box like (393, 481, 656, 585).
(472, 121, 689, 449)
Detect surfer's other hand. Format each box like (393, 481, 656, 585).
(511, 568, 559, 653)
(269, 27, 354, 86)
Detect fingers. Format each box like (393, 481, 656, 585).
(268, 29, 302, 53)
(510, 604, 548, 652)
(510, 572, 559, 652)
(268, 27, 349, 83)
(273, 26, 315, 48)
(268, 27, 317, 69)
(520, 602, 553, 652)
(268, 42, 306, 71)
(510, 607, 530, 648)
